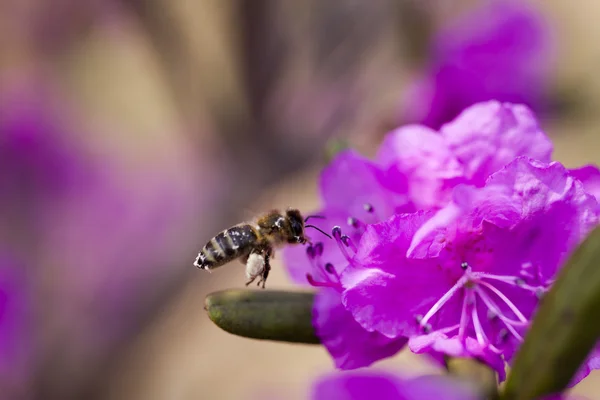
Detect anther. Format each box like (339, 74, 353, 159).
(342, 235, 358, 253)
(363, 203, 374, 213)
(535, 288, 545, 300)
(514, 278, 525, 287)
(415, 314, 423, 324)
(324, 263, 335, 274)
(347, 217, 359, 228)
(519, 269, 533, 279)
(306, 245, 315, 259)
(487, 310, 498, 320)
(460, 262, 469, 270)
(332, 226, 342, 239)
(422, 323, 432, 334)
(314, 242, 324, 257)
(497, 328, 509, 343)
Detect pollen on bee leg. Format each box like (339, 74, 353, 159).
(245, 253, 266, 281)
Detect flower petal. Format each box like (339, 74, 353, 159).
(570, 165, 600, 204)
(320, 149, 411, 220)
(311, 370, 404, 400)
(441, 101, 552, 187)
(341, 212, 455, 339)
(313, 288, 406, 370)
(485, 157, 598, 278)
(311, 370, 480, 400)
(377, 125, 465, 209)
(408, 332, 506, 382)
(402, 1, 553, 129)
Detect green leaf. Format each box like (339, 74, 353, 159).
(205, 289, 320, 344)
(502, 226, 600, 400)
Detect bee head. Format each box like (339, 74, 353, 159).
(285, 208, 306, 244)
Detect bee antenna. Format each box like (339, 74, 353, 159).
(305, 215, 326, 222)
(305, 224, 332, 239)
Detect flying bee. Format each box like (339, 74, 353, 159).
(193, 208, 331, 288)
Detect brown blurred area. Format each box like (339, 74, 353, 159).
(2, 0, 600, 399)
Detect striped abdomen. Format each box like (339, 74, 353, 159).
(194, 224, 259, 270)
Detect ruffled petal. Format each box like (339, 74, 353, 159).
(441, 101, 552, 187)
(377, 125, 465, 209)
(408, 332, 506, 382)
(320, 149, 411, 220)
(313, 288, 407, 370)
(311, 370, 480, 400)
(341, 212, 457, 339)
(403, 1, 552, 129)
(311, 370, 404, 400)
(570, 165, 600, 205)
(486, 157, 598, 278)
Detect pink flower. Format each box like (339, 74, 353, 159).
(284, 101, 600, 371)
(311, 370, 479, 400)
(341, 157, 597, 382)
(381, 101, 552, 208)
(401, 1, 553, 129)
(284, 150, 412, 369)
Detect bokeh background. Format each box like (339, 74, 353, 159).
(2, 0, 600, 399)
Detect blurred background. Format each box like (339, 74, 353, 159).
(1, 0, 600, 399)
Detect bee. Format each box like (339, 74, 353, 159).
(193, 208, 330, 288)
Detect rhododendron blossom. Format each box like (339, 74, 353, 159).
(342, 157, 597, 381)
(400, 1, 553, 129)
(311, 370, 479, 400)
(310, 370, 585, 400)
(284, 100, 600, 377)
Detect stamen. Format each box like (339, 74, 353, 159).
(477, 273, 547, 295)
(324, 262, 335, 274)
(478, 281, 528, 323)
(460, 262, 469, 270)
(535, 287, 545, 300)
(363, 203, 374, 213)
(332, 226, 356, 265)
(306, 273, 339, 289)
(313, 242, 324, 257)
(341, 235, 357, 252)
(471, 296, 488, 346)
(474, 287, 525, 343)
(515, 278, 525, 287)
(332, 226, 342, 239)
(519, 269, 534, 280)
(458, 291, 471, 341)
(420, 276, 467, 328)
(500, 318, 524, 342)
(474, 286, 527, 326)
(324, 262, 340, 280)
(347, 217, 366, 230)
(306, 245, 315, 259)
(439, 324, 460, 334)
(497, 328, 509, 344)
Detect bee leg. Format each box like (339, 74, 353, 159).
(257, 248, 272, 289)
(245, 250, 265, 287)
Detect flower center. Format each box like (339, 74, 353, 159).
(414, 262, 550, 352)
